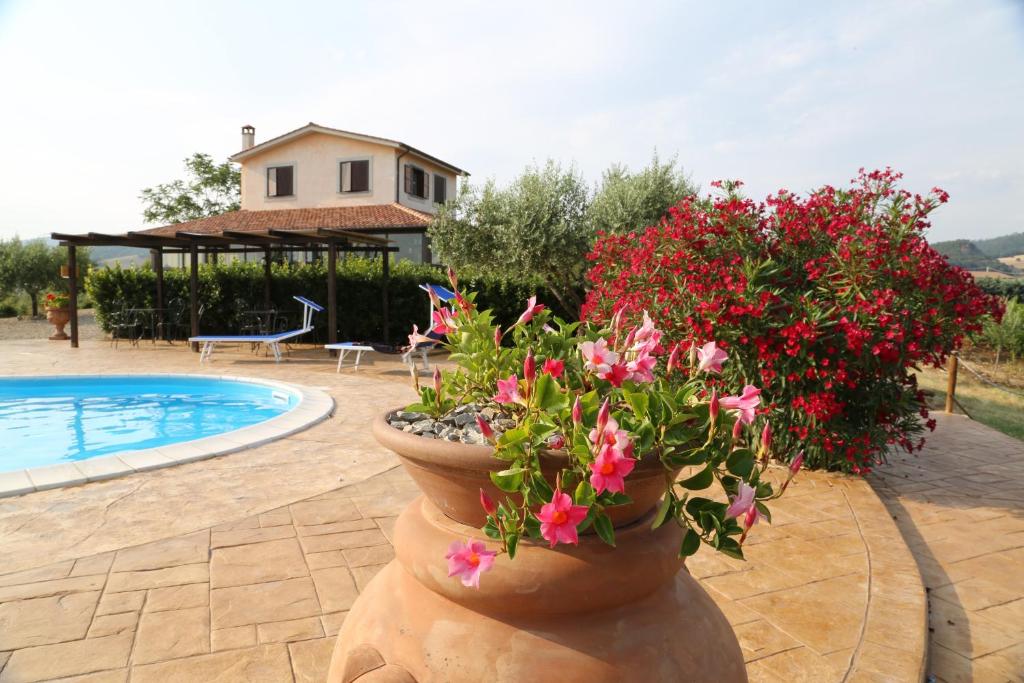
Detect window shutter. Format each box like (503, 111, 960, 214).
(352, 160, 369, 192)
(278, 166, 293, 196)
(404, 165, 413, 194)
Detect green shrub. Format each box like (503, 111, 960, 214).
(977, 278, 1024, 302)
(85, 258, 564, 344)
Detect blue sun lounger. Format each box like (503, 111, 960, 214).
(190, 296, 324, 364)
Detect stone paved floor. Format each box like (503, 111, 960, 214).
(0, 339, 941, 682)
(871, 413, 1024, 683)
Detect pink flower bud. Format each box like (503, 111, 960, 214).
(596, 398, 610, 435)
(789, 451, 804, 476)
(743, 505, 758, 530)
(494, 325, 502, 350)
(667, 343, 682, 375)
(447, 265, 458, 290)
(479, 488, 496, 516)
(688, 341, 697, 369)
(709, 388, 719, 424)
(476, 415, 495, 442)
(524, 349, 536, 385)
(732, 419, 743, 442)
(432, 366, 442, 396)
(761, 421, 772, 453)
(572, 396, 583, 424)
(547, 434, 565, 450)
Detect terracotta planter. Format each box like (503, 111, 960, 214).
(328, 411, 748, 683)
(372, 409, 677, 528)
(45, 307, 70, 341)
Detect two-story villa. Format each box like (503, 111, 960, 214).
(160, 123, 468, 264)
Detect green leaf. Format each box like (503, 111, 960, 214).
(679, 529, 700, 557)
(506, 533, 519, 559)
(534, 373, 567, 412)
(593, 513, 616, 547)
(625, 391, 649, 420)
(679, 465, 714, 490)
(574, 480, 596, 507)
(498, 426, 530, 448)
(483, 519, 501, 540)
(489, 468, 524, 493)
(577, 507, 597, 532)
(523, 514, 542, 539)
(651, 494, 674, 530)
(603, 491, 633, 506)
(726, 449, 755, 479)
(531, 472, 554, 501)
(755, 501, 772, 524)
(717, 536, 745, 560)
(636, 421, 656, 452)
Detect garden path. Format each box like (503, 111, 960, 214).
(871, 413, 1024, 682)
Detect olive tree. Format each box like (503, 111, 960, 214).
(0, 238, 62, 316)
(140, 153, 240, 224)
(586, 152, 696, 234)
(430, 160, 591, 316)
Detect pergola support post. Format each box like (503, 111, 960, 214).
(327, 242, 338, 354)
(382, 248, 390, 345)
(152, 248, 165, 340)
(189, 243, 199, 352)
(68, 245, 79, 348)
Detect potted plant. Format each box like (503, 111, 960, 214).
(328, 270, 801, 683)
(44, 291, 71, 341)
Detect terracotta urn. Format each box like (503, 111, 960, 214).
(327, 410, 748, 683)
(45, 306, 70, 341)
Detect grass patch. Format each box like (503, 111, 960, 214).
(915, 364, 1024, 442)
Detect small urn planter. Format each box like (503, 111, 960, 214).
(45, 306, 71, 340)
(326, 411, 748, 683)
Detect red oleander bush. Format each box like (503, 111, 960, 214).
(582, 169, 1003, 473)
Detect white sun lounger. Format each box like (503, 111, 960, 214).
(325, 343, 375, 371)
(190, 296, 324, 363)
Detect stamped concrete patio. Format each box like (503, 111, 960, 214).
(0, 338, 1016, 681)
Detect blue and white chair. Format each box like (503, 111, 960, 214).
(189, 296, 324, 363)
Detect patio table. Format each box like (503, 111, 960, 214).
(127, 308, 168, 343)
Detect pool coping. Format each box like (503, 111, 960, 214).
(0, 373, 335, 498)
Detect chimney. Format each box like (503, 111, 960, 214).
(241, 125, 255, 150)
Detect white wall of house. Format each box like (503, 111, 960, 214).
(238, 132, 458, 215)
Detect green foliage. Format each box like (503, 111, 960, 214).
(977, 277, 1024, 302)
(139, 153, 241, 225)
(982, 298, 1024, 364)
(85, 258, 558, 342)
(429, 160, 590, 317)
(0, 238, 88, 316)
(586, 152, 696, 234)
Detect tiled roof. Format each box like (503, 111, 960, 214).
(138, 204, 433, 237)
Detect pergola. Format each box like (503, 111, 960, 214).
(51, 225, 398, 351)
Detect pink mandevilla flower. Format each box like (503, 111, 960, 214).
(630, 311, 661, 354)
(572, 396, 583, 424)
(431, 307, 455, 335)
(589, 444, 636, 494)
(666, 343, 682, 375)
(479, 488, 496, 516)
(541, 357, 564, 379)
(407, 324, 433, 348)
(626, 353, 656, 383)
(580, 338, 619, 374)
(476, 415, 495, 442)
(696, 341, 729, 374)
(516, 295, 546, 326)
(445, 539, 497, 589)
(537, 488, 589, 548)
(589, 415, 632, 456)
(493, 375, 522, 405)
(725, 481, 757, 519)
(600, 362, 631, 387)
(719, 385, 762, 425)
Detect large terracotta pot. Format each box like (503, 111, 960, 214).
(372, 410, 676, 528)
(45, 306, 70, 341)
(328, 412, 748, 683)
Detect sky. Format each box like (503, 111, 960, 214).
(0, 0, 1022, 243)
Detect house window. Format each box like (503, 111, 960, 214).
(339, 159, 370, 193)
(266, 165, 294, 197)
(404, 164, 428, 199)
(433, 174, 447, 204)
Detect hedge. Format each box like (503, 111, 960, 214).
(977, 278, 1024, 302)
(85, 258, 565, 345)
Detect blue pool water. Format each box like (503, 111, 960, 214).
(0, 375, 298, 471)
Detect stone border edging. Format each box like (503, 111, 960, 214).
(0, 373, 335, 498)
(839, 476, 929, 681)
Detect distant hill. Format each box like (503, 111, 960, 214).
(973, 232, 1024, 258)
(930, 239, 1018, 275)
(88, 246, 150, 268)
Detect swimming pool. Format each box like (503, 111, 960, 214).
(0, 375, 334, 495)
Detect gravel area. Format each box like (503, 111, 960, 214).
(0, 309, 103, 341)
(387, 403, 516, 444)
